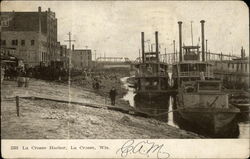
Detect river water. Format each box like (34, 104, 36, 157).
(120, 77, 250, 138)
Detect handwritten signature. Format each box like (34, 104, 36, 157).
(116, 139, 170, 159)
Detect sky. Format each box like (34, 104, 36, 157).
(1, 1, 249, 60)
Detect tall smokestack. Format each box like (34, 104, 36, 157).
(72, 44, 74, 51)
(38, 6, 41, 33)
(155, 31, 159, 62)
(178, 21, 183, 62)
(141, 32, 145, 63)
(201, 20, 205, 61)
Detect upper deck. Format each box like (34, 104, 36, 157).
(172, 45, 214, 79)
(134, 51, 169, 78)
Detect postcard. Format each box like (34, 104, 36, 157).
(1, 0, 249, 158)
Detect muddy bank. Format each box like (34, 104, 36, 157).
(1, 79, 203, 139)
(1, 98, 202, 139)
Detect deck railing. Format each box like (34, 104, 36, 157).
(179, 71, 214, 77)
(135, 71, 167, 77)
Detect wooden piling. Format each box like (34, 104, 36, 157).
(16, 96, 19, 117)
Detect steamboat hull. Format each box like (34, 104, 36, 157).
(178, 108, 239, 136)
(134, 92, 170, 121)
(233, 103, 250, 121)
(134, 92, 170, 104)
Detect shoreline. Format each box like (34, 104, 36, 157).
(1, 78, 203, 139)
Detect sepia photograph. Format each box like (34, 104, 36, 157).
(1, 0, 249, 158)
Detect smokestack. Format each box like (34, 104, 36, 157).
(72, 44, 74, 51)
(178, 21, 183, 62)
(38, 6, 41, 12)
(48, 8, 51, 12)
(201, 20, 205, 61)
(141, 32, 145, 63)
(155, 31, 159, 62)
(38, 7, 41, 33)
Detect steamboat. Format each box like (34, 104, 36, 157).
(172, 20, 240, 136)
(133, 32, 172, 116)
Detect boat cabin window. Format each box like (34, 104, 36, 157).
(141, 78, 158, 90)
(188, 64, 197, 71)
(183, 46, 199, 61)
(179, 63, 207, 72)
(180, 64, 189, 72)
(199, 64, 206, 72)
(198, 81, 221, 92)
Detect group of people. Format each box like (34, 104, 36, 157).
(2, 65, 32, 80)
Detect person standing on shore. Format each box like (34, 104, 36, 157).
(109, 87, 117, 105)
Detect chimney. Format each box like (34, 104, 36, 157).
(141, 32, 145, 63)
(178, 21, 183, 62)
(38, 6, 41, 12)
(38, 6, 41, 33)
(155, 31, 159, 62)
(48, 8, 51, 12)
(72, 44, 74, 51)
(200, 20, 205, 61)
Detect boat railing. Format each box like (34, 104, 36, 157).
(135, 71, 167, 77)
(179, 71, 214, 77)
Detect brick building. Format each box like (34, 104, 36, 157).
(0, 6, 59, 67)
(59, 44, 69, 69)
(71, 47, 92, 70)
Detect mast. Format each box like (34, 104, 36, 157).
(191, 21, 193, 46)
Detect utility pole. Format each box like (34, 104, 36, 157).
(206, 39, 208, 60)
(64, 32, 76, 68)
(173, 40, 175, 62)
(94, 50, 96, 61)
(64, 32, 76, 97)
(139, 49, 141, 62)
(64, 32, 76, 50)
(145, 39, 150, 52)
(164, 48, 167, 63)
(94, 50, 96, 68)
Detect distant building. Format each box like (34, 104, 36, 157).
(59, 45, 69, 69)
(213, 56, 249, 88)
(71, 48, 92, 70)
(0, 6, 58, 67)
(95, 57, 131, 69)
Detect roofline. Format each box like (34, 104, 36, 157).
(173, 61, 213, 65)
(73, 49, 91, 51)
